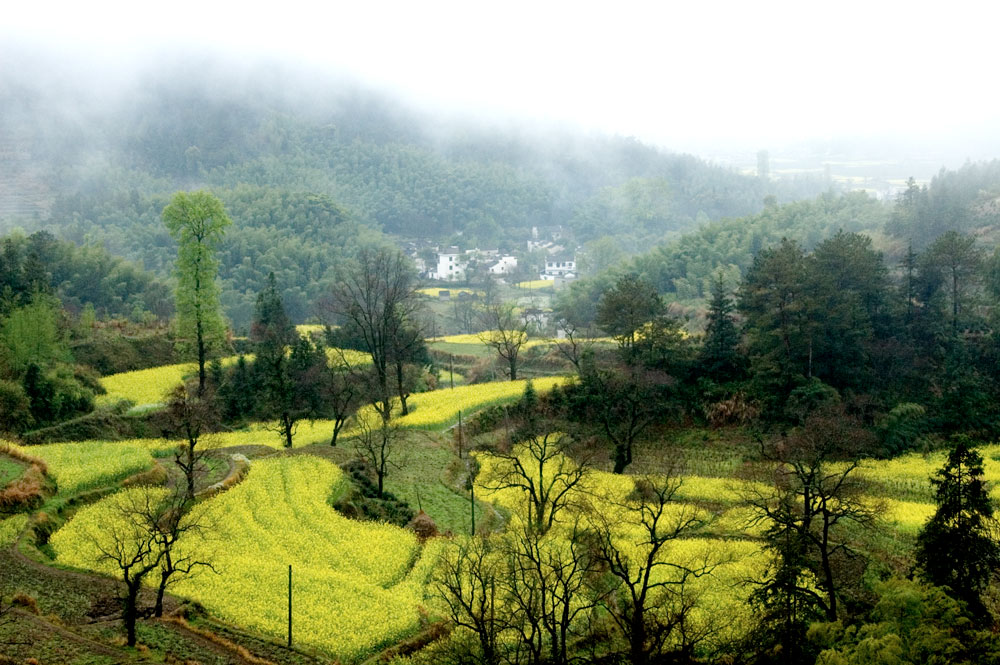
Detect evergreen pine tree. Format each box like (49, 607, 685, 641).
(915, 436, 1000, 620)
(700, 274, 742, 381)
(251, 273, 299, 447)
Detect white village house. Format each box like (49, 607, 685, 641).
(488, 255, 518, 275)
(541, 255, 577, 281)
(429, 249, 468, 281)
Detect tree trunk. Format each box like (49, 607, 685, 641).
(195, 271, 206, 397)
(330, 417, 345, 446)
(396, 361, 409, 415)
(125, 581, 141, 647)
(196, 316, 206, 396)
(613, 442, 629, 474)
(186, 443, 195, 500)
(509, 355, 517, 381)
(154, 569, 169, 618)
(284, 418, 293, 448)
(630, 610, 648, 665)
(820, 518, 837, 621)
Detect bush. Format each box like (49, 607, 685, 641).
(0, 444, 49, 511)
(31, 512, 55, 546)
(333, 459, 415, 527)
(0, 379, 33, 434)
(407, 510, 439, 541)
(11, 592, 39, 614)
(72, 329, 176, 376)
(23, 363, 96, 428)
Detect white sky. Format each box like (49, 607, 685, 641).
(4, 0, 1000, 151)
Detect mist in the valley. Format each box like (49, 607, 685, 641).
(5, 0, 1000, 189)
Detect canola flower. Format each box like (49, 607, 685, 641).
(874, 498, 935, 535)
(51, 456, 440, 661)
(9, 439, 173, 494)
(358, 376, 571, 432)
(416, 287, 484, 298)
(514, 280, 553, 290)
(428, 332, 550, 350)
(97, 362, 197, 408)
(0, 514, 28, 547)
(295, 323, 326, 337)
(470, 447, 769, 650)
(99, 349, 371, 408)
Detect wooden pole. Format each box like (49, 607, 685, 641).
(470, 477, 476, 536)
(458, 409, 463, 459)
(287, 564, 292, 648)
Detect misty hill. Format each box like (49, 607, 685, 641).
(557, 159, 1000, 327)
(0, 53, 834, 326)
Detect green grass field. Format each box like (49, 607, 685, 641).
(0, 454, 26, 487)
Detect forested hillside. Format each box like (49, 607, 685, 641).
(0, 54, 830, 327)
(561, 160, 1000, 319)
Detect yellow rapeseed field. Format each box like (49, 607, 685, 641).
(357, 376, 571, 432)
(416, 288, 483, 298)
(514, 280, 553, 290)
(51, 456, 441, 661)
(99, 349, 371, 408)
(0, 514, 28, 546)
(9, 439, 173, 493)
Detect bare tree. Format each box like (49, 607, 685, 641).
(87, 489, 167, 646)
(321, 246, 420, 421)
(550, 320, 600, 372)
(481, 432, 589, 535)
(323, 351, 362, 447)
(744, 409, 878, 627)
(576, 358, 673, 473)
(452, 296, 479, 334)
(435, 536, 509, 665)
(504, 519, 597, 665)
(477, 287, 529, 381)
(587, 475, 719, 665)
(85, 486, 215, 644)
(352, 408, 405, 499)
(388, 320, 427, 416)
(164, 383, 219, 501)
(151, 491, 216, 617)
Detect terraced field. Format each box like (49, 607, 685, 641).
(10, 351, 985, 662)
(50, 456, 443, 660)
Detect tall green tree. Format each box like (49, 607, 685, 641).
(596, 273, 665, 354)
(699, 274, 742, 381)
(915, 437, 1000, 620)
(251, 273, 300, 448)
(162, 191, 232, 395)
(920, 231, 984, 334)
(739, 238, 813, 403)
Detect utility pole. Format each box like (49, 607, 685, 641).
(469, 473, 476, 536)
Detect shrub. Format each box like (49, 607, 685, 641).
(31, 512, 55, 546)
(334, 459, 415, 527)
(407, 510, 439, 541)
(0, 379, 33, 434)
(0, 444, 49, 510)
(11, 592, 39, 614)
